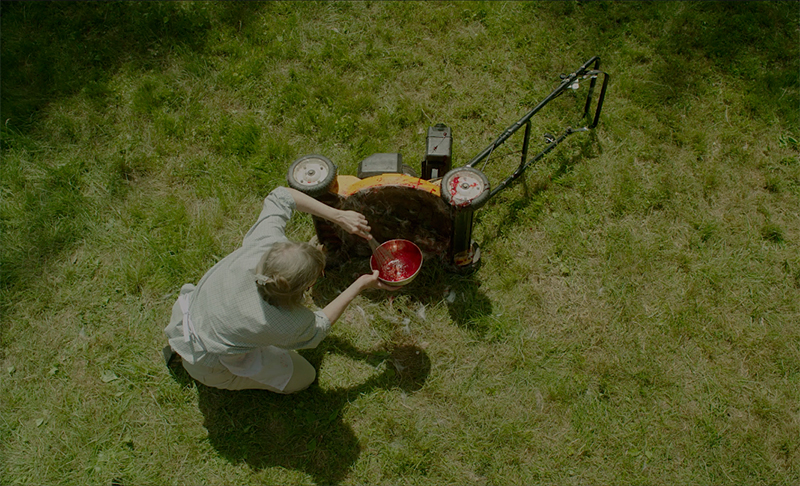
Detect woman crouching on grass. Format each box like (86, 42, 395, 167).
(164, 186, 397, 393)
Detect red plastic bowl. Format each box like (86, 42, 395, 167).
(369, 239, 423, 286)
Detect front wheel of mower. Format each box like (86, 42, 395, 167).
(440, 166, 491, 210)
(287, 155, 337, 197)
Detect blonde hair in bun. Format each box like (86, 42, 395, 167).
(255, 241, 325, 308)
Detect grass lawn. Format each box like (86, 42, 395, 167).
(1, 1, 798, 484)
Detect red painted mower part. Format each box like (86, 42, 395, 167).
(339, 173, 441, 197)
(369, 239, 423, 286)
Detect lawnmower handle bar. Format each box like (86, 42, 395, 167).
(465, 56, 609, 199)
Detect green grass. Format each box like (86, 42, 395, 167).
(2, 1, 799, 484)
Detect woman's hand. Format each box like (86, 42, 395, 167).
(286, 187, 372, 240)
(287, 188, 371, 238)
(335, 209, 372, 238)
(358, 270, 402, 291)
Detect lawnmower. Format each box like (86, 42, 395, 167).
(286, 56, 609, 273)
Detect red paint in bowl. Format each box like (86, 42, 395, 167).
(369, 239, 423, 286)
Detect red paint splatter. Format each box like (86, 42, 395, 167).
(448, 175, 480, 208)
(449, 175, 461, 199)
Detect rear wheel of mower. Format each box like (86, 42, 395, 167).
(440, 166, 490, 209)
(287, 155, 337, 197)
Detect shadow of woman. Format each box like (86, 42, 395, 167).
(193, 336, 430, 485)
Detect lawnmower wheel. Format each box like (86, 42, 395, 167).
(440, 166, 490, 209)
(287, 155, 337, 197)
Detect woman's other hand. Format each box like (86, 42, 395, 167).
(358, 270, 402, 291)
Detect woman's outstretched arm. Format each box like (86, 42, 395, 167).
(322, 270, 398, 324)
(286, 187, 372, 238)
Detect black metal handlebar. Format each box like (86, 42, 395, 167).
(466, 56, 609, 199)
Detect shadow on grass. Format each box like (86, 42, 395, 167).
(189, 336, 430, 485)
(0, 1, 271, 292)
(0, 1, 269, 132)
